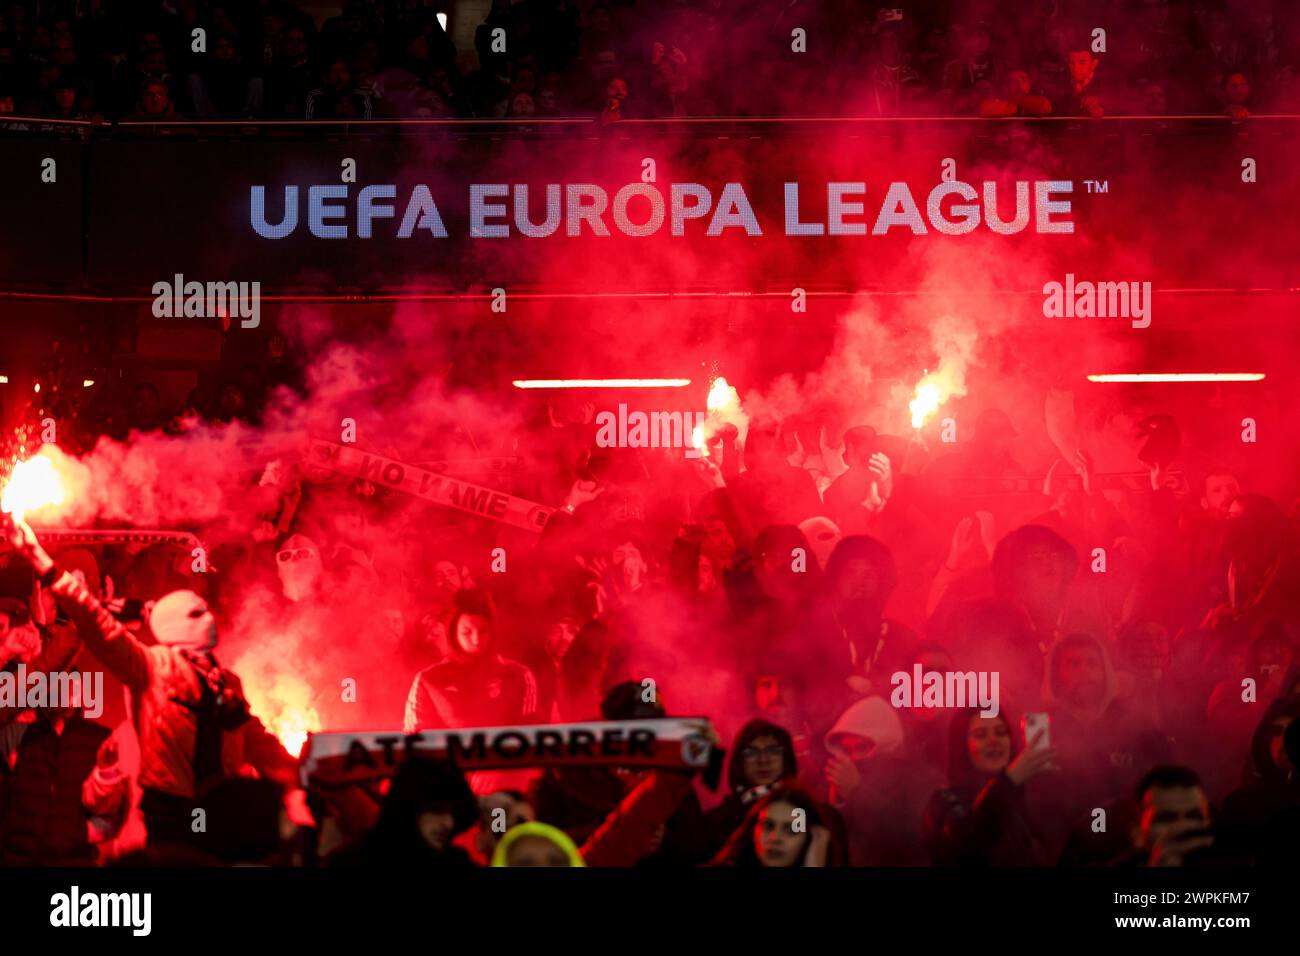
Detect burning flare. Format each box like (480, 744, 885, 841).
(707, 376, 741, 415)
(909, 382, 943, 429)
(692, 376, 749, 457)
(244, 672, 321, 758)
(2, 453, 66, 519)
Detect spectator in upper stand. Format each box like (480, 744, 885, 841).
(191, 32, 260, 117)
(128, 382, 165, 433)
(942, 21, 1002, 114)
(507, 90, 535, 118)
(263, 24, 314, 118)
(43, 76, 82, 119)
(305, 59, 373, 119)
(1222, 71, 1253, 118)
(978, 68, 1053, 116)
(598, 75, 628, 123)
(1052, 48, 1105, 117)
(536, 83, 561, 116)
(123, 78, 177, 121)
(0, 0, 1296, 126)
(865, 26, 923, 117)
(49, 31, 81, 87)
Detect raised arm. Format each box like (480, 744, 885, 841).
(2, 514, 151, 691)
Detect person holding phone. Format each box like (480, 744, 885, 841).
(1111, 766, 1217, 867)
(922, 708, 1057, 865)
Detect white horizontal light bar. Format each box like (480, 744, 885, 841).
(512, 378, 692, 389)
(1086, 373, 1265, 383)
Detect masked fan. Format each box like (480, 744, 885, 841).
(3, 514, 300, 851)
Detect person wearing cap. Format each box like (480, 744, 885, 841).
(2, 513, 299, 849)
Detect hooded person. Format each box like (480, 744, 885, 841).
(329, 757, 480, 868)
(1216, 695, 1300, 861)
(2, 516, 299, 849)
(1203, 622, 1296, 791)
(807, 535, 916, 706)
(990, 525, 1080, 649)
(821, 695, 944, 865)
(403, 587, 539, 732)
(723, 524, 822, 688)
(491, 821, 585, 867)
(1027, 631, 1170, 856)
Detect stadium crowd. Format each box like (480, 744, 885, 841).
(2, 321, 1299, 868)
(0, 0, 1296, 122)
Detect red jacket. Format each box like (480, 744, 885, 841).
(50, 570, 297, 799)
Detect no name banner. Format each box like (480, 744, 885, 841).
(307, 439, 552, 533)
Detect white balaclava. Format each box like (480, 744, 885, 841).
(277, 533, 324, 603)
(799, 516, 842, 570)
(150, 589, 218, 651)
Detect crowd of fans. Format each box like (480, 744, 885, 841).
(2, 319, 1299, 868)
(0, 0, 1297, 123)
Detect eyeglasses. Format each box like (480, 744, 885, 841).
(277, 548, 317, 562)
(742, 745, 784, 760)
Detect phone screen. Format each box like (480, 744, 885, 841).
(1022, 713, 1050, 750)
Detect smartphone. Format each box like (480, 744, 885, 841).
(1022, 712, 1050, 750)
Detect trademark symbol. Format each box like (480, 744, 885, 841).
(1085, 180, 1109, 194)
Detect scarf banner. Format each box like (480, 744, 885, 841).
(35, 529, 204, 549)
(301, 718, 722, 790)
(933, 472, 1160, 496)
(306, 440, 552, 533)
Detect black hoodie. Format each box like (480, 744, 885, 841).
(328, 758, 479, 868)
